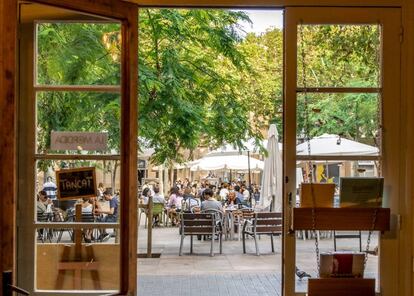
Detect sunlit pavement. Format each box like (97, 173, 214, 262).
(137, 216, 379, 295)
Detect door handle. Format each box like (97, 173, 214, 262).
(3, 271, 30, 296)
(8, 284, 30, 295)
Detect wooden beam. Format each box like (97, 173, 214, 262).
(57, 262, 100, 271)
(0, 0, 17, 294)
(292, 207, 390, 231)
(308, 278, 375, 296)
(122, 0, 402, 7)
(28, 0, 132, 20)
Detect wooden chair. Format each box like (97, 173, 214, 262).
(179, 213, 222, 257)
(334, 230, 362, 252)
(37, 212, 54, 243)
(242, 212, 282, 256)
(57, 210, 74, 243)
(81, 212, 96, 242)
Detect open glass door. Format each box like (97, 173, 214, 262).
(284, 7, 401, 296)
(17, 0, 137, 294)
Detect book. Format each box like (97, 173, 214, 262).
(339, 177, 384, 208)
(299, 183, 335, 207)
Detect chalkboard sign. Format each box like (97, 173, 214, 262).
(56, 167, 97, 200)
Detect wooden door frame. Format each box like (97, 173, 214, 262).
(284, 7, 402, 296)
(2, 1, 413, 296)
(2, 0, 138, 295)
(0, 1, 18, 295)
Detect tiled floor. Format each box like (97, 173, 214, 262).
(138, 273, 282, 296)
(137, 217, 379, 295)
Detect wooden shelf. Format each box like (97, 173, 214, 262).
(292, 207, 390, 231)
(308, 278, 375, 296)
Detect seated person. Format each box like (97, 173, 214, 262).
(166, 187, 182, 226)
(183, 187, 199, 211)
(95, 190, 119, 241)
(152, 186, 165, 225)
(152, 186, 165, 204)
(234, 185, 246, 205)
(201, 188, 223, 213)
(36, 190, 52, 240)
(81, 197, 94, 243)
(37, 190, 52, 217)
(140, 187, 151, 205)
(226, 191, 242, 206)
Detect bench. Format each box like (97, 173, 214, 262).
(242, 212, 282, 256)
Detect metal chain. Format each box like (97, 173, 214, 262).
(363, 23, 382, 273)
(299, 22, 320, 276)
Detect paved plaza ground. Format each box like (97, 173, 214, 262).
(137, 216, 379, 295)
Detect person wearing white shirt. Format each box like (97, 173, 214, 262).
(242, 185, 250, 201)
(219, 183, 229, 200)
(152, 186, 165, 204)
(43, 176, 57, 200)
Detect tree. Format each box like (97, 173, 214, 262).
(138, 9, 263, 165)
(297, 24, 381, 146)
(37, 23, 122, 189)
(236, 29, 284, 137)
(36, 13, 382, 178)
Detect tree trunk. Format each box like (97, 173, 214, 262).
(112, 160, 119, 194)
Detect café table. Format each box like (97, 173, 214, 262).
(223, 206, 254, 241)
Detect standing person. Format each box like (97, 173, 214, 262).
(95, 190, 119, 241)
(43, 176, 57, 200)
(253, 185, 261, 203)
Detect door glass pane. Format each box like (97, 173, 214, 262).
(35, 230, 120, 290)
(295, 162, 380, 292)
(297, 25, 381, 88)
(296, 93, 380, 157)
(37, 22, 121, 85)
(294, 20, 383, 295)
(21, 3, 124, 293)
(36, 92, 121, 154)
(35, 159, 121, 291)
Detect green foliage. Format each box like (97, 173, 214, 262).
(236, 29, 284, 137)
(297, 25, 381, 145)
(138, 9, 261, 164)
(297, 25, 380, 87)
(35, 12, 382, 171)
(37, 23, 120, 85)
